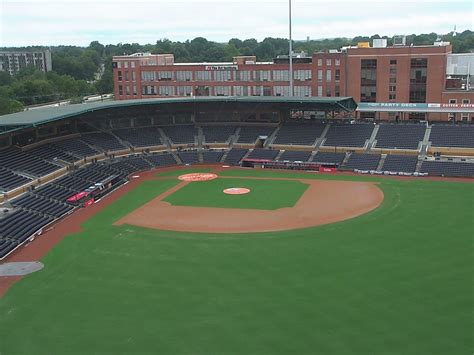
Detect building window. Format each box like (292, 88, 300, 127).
(409, 58, 427, 103)
(117, 61, 122, 69)
(125, 86, 130, 95)
(326, 70, 332, 82)
(335, 69, 340, 81)
(335, 59, 340, 66)
(317, 69, 323, 82)
(176, 86, 193, 96)
(176, 71, 192, 81)
(133, 85, 137, 95)
(389, 93, 396, 100)
(131, 61, 135, 68)
(293, 70, 311, 81)
(273, 70, 289, 81)
(461, 113, 469, 121)
(214, 70, 232, 81)
(317, 85, 323, 97)
(317, 59, 322, 66)
(214, 86, 231, 96)
(389, 85, 396, 92)
(462, 99, 470, 104)
(159, 86, 174, 96)
(326, 86, 331, 97)
(118, 85, 123, 95)
(157, 71, 173, 81)
(294, 86, 311, 97)
(274, 86, 290, 96)
(254, 70, 271, 81)
(389, 77, 396, 84)
(360, 59, 377, 102)
(449, 99, 457, 104)
(335, 85, 340, 97)
(195, 71, 211, 81)
(326, 59, 331, 66)
(118, 71, 122, 81)
(390, 59, 397, 65)
(235, 70, 251, 81)
(124, 71, 129, 81)
(124, 61, 128, 68)
(141, 71, 155, 81)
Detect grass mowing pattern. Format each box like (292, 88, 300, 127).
(0, 169, 472, 354)
(164, 178, 309, 210)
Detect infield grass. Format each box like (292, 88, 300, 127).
(0, 168, 472, 355)
(164, 178, 309, 210)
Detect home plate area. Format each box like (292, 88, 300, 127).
(223, 187, 251, 195)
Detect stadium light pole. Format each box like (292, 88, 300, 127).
(289, 0, 293, 97)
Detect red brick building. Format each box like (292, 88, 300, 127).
(113, 42, 474, 121)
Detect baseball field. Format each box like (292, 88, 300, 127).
(0, 167, 472, 354)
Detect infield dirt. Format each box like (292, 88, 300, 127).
(115, 177, 384, 233)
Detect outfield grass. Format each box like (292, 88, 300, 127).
(0, 169, 472, 354)
(164, 178, 308, 210)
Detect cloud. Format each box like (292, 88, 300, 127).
(0, 0, 472, 46)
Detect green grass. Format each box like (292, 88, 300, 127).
(164, 178, 309, 210)
(0, 168, 472, 355)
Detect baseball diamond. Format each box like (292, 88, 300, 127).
(0, 98, 472, 355)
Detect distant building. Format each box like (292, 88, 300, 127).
(0, 49, 52, 76)
(113, 42, 474, 121)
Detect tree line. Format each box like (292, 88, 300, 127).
(0, 30, 472, 115)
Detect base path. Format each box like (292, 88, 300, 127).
(116, 179, 384, 233)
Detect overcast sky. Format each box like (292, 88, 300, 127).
(0, 0, 472, 47)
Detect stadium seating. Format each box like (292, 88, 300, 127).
(0, 168, 31, 191)
(312, 152, 346, 165)
(237, 126, 276, 143)
(80, 132, 127, 152)
(145, 153, 178, 167)
(381, 155, 418, 173)
(420, 160, 474, 177)
(375, 124, 426, 150)
(246, 148, 280, 160)
(278, 150, 312, 162)
(429, 124, 474, 148)
(202, 150, 225, 163)
(26, 144, 78, 164)
(113, 127, 163, 147)
(342, 153, 381, 171)
(0, 147, 60, 177)
(161, 125, 197, 144)
(178, 151, 200, 164)
(202, 126, 237, 143)
(273, 123, 326, 145)
(223, 148, 248, 165)
(53, 137, 101, 158)
(323, 123, 374, 147)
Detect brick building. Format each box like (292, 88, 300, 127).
(113, 42, 474, 121)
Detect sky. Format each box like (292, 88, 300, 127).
(0, 0, 472, 47)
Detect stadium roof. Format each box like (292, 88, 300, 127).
(0, 96, 357, 129)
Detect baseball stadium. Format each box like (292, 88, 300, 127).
(0, 97, 472, 354)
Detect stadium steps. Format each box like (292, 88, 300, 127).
(170, 151, 182, 165)
(108, 130, 132, 149)
(219, 150, 230, 163)
(197, 127, 204, 149)
(230, 127, 241, 148)
(415, 158, 424, 173)
(376, 154, 387, 172)
(366, 124, 380, 152)
(340, 152, 351, 166)
(264, 126, 281, 147)
(79, 135, 105, 153)
(420, 125, 432, 156)
(314, 123, 330, 149)
(158, 128, 172, 149)
(240, 149, 252, 161)
(307, 150, 318, 162)
(274, 150, 285, 161)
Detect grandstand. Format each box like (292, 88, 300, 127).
(0, 96, 472, 260)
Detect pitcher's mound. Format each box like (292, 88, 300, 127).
(223, 188, 250, 195)
(178, 173, 218, 182)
